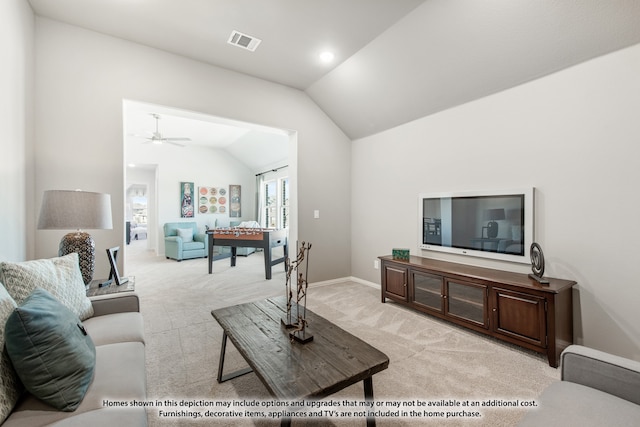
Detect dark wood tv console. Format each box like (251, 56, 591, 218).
(379, 255, 576, 367)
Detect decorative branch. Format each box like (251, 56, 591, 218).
(282, 241, 312, 342)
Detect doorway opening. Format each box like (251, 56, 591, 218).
(123, 100, 295, 272)
(126, 170, 156, 257)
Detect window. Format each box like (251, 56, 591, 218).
(262, 176, 289, 229)
(264, 180, 277, 228)
(281, 177, 289, 229)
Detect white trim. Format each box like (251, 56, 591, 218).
(309, 276, 380, 290)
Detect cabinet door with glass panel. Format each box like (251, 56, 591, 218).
(411, 270, 444, 313)
(444, 279, 488, 329)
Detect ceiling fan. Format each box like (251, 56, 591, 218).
(132, 113, 191, 146)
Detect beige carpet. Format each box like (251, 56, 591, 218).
(126, 240, 559, 426)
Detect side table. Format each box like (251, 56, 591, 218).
(86, 276, 135, 297)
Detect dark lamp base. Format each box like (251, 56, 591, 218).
(59, 231, 95, 285)
(487, 221, 499, 238)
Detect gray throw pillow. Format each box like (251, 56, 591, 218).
(4, 288, 96, 412)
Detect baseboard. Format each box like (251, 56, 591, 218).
(348, 276, 380, 289)
(309, 276, 380, 289)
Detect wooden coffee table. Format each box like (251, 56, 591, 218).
(211, 297, 389, 426)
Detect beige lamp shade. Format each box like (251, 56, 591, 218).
(38, 190, 113, 285)
(38, 190, 113, 230)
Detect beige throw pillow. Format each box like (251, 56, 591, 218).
(0, 284, 22, 423)
(0, 253, 93, 320)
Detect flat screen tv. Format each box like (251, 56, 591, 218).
(418, 188, 534, 264)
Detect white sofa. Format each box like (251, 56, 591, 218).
(0, 255, 147, 426)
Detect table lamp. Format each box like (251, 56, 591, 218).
(483, 208, 505, 239)
(37, 190, 113, 285)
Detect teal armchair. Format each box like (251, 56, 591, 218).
(164, 222, 207, 261)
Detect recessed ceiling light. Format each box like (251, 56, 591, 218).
(319, 51, 335, 63)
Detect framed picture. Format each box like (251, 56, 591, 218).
(198, 186, 227, 214)
(181, 182, 194, 218)
(229, 184, 241, 218)
(103, 247, 129, 287)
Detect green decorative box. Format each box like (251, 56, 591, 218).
(392, 248, 410, 261)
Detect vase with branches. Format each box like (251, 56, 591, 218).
(282, 241, 313, 343)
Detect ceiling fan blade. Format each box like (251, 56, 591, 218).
(165, 140, 186, 147)
(135, 114, 189, 147)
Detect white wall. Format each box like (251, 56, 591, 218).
(0, 0, 33, 262)
(351, 43, 640, 361)
(33, 18, 351, 281)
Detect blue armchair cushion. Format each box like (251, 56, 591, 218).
(183, 242, 204, 251)
(4, 288, 96, 411)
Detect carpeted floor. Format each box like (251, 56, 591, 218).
(126, 240, 559, 426)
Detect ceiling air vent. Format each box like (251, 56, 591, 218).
(227, 30, 262, 52)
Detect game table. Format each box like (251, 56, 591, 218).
(206, 228, 288, 279)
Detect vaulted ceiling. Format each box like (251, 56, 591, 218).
(124, 100, 291, 174)
(29, 0, 640, 141)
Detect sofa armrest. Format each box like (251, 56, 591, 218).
(90, 292, 141, 316)
(561, 344, 640, 405)
(165, 236, 183, 260)
(165, 236, 182, 245)
(195, 233, 208, 250)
